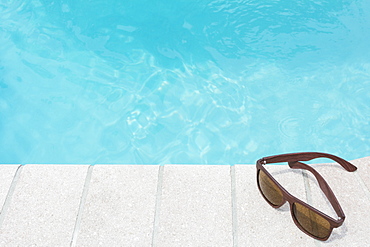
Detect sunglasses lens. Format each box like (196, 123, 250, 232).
(293, 202, 331, 239)
(258, 170, 284, 206)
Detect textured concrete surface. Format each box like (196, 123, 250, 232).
(353, 156, 370, 193)
(0, 156, 368, 246)
(0, 165, 20, 215)
(0, 165, 88, 246)
(76, 165, 158, 247)
(157, 165, 232, 247)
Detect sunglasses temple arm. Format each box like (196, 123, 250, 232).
(263, 152, 357, 172)
(289, 161, 346, 222)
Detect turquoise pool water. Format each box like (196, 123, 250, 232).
(1, 0, 370, 165)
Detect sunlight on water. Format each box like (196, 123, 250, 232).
(1, 0, 370, 164)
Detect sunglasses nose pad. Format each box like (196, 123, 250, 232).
(276, 201, 290, 211)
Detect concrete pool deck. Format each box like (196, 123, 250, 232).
(0, 157, 369, 246)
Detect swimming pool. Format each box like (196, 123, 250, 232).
(1, 0, 370, 165)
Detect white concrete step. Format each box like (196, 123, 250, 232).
(0, 157, 369, 246)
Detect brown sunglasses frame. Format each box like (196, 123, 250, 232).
(256, 152, 357, 241)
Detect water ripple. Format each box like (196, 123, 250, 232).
(1, 0, 370, 164)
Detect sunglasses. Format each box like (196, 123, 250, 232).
(256, 152, 357, 241)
